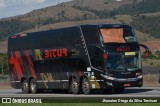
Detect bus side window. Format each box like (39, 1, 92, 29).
(92, 48, 103, 70)
(82, 27, 100, 44)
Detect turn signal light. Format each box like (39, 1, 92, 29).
(11, 35, 17, 38)
(136, 72, 142, 76)
(103, 53, 108, 59)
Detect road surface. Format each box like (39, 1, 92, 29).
(0, 87, 160, 98)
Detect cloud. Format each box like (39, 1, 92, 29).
(0, 0, 46, 9)
(0, 0, 72, 19)
(0, 0, 5, 8)
(21, 0, 46, 4)
(34, 0, 46, 3)
(5, 0, 46, 6)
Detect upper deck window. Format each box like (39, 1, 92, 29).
(100, 28, 137, 43)
(82, 27, 100, 44)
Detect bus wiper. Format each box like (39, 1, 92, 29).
(127, 67, 138, 71)
(127, 66, 138, 68)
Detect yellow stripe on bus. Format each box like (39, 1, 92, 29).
(35, 49, 43, 60)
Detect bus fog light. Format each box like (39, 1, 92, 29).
(136, 72, 142, 76)
(139, 81, 142, 85)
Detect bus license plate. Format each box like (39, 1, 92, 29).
(124, 83, 130, 87)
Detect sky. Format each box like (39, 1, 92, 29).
(0, 0, 72, 19)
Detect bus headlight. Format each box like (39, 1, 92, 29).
(137, 75, 143, 79)
(136, 72, 142, 79)
(101, 74, 116, 80)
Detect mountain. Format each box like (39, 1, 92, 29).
(0, 0, 159, 53)
(2, 0, 142, 22)
(144, 39, 160, 51)
(0, 18, 153, 53)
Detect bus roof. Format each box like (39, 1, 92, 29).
(9, 24, 132, 38)
(8, 24, 135, 51)
(80, 24, 132, 29)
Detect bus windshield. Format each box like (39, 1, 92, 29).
(100, 28, 136, 43)
(105, 52, 140, 71)
(125, 52, 140, 71)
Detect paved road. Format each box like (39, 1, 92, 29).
(0, 87, 160, 98)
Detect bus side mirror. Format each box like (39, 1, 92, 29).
(139, 44, 150, 58)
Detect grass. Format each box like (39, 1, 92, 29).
(0, 79, 10, 89)
(142, 59, 160, 67)
(143, 74, 160, 87)
(1, 103, 160, 106)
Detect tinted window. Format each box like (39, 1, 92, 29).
(8, 27, 81, 51)
(82, 27, 100, 44)
(100, 28, 137, 43)
(53, 28, 81, 46)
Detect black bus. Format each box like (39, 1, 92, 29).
(8, 24, 149, 94)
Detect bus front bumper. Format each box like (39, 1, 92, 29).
(100, 74, 143, 88)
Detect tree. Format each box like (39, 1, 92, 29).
(141, 51, 157, 59)
(0, 53, 8, 75)
(155, 50, 160, 59)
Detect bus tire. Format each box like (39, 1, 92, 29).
(30, 79, 38, 94)
(70, 78, 80, 94)
(22, 79, 30, 94)
(82, 78, 91, 95)
(114, 87, 124, 94)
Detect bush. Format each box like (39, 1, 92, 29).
(0, 53, 8, 75)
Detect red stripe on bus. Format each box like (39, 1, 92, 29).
(14, 51, 23, 80)
(9, 54, 16, 75)
(25, 51, 37, 79)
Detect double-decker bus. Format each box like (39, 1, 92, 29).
(8, 24, 149, 94)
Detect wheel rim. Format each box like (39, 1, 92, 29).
(83, 79, 90, 93)
(31, 82, 36, 92)
(30, 79, 37, 93)
(24, 82, 28, 90)
(23, 81, 29, 93)
(72, 80, 78, 92)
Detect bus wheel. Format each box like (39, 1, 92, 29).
(30, 79, 38, 94)
(22, 79, 30, 94)
(82, 78, 91, 95)
(71, 78, 79, 94)
(114, 87, 124, 94)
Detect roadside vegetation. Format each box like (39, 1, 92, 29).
(0, 53, 8, 75)
(142, 51, 160, 60)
